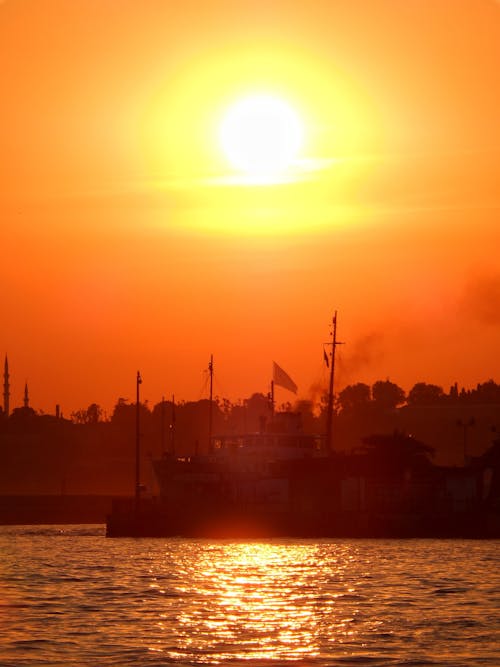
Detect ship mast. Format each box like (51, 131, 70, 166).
(135, 371, 142, 513)
(160, 395, 165, 455)
(325, 312, 342, 454)
(208, 355, 214, 452)
(269, 380, 275, 419)
(170, 394, 176, 456)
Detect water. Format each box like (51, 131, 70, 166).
(0, 526, 498, 666)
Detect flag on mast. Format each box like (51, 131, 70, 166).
(272, 361, 298, 394)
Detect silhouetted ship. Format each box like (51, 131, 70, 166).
(106, 318, 500, 538)
(106, 408, 500, 538)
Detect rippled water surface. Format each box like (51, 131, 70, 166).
(0, 526, 498, 666)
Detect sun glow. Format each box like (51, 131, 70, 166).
(141, 44, 381, 233)
(219, 94, 304, 184)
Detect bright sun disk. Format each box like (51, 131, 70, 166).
(219, 94, 303, 183)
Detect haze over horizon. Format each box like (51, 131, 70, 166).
(1, 0, 499, 416)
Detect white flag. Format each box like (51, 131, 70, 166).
(273, 361, 298, 394)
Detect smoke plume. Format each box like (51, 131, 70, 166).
(459, 274, 500, 326)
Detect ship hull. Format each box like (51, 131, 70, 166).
(106, 498, 500, 539)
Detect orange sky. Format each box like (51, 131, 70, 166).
(1, 0, 499, 416)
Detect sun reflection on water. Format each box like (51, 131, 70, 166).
(162, 541, 362, 663)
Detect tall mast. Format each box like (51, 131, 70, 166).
(160, 395, 165, 454)
(208, 355, 214, 452)
(135, 371, 142, 513)
(170, 394, 176, 456)
(325, 312, 342, 453)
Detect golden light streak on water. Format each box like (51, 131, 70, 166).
(170, 541, 364, 662)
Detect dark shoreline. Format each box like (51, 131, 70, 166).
(0, 495, 117, 525)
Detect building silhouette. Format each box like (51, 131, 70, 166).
(2, 357, 38, 416)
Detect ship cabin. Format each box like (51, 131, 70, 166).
(152, 411, 327, 509)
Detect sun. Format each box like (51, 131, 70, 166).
(219, 94, 304, 184)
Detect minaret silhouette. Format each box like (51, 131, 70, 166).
(3, 356, 10, 418)
(24, 382, 29, 409)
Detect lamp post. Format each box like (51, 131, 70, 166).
(457, 417, 475, 466)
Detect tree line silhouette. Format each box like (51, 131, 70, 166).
(1, 378, 500, 495)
